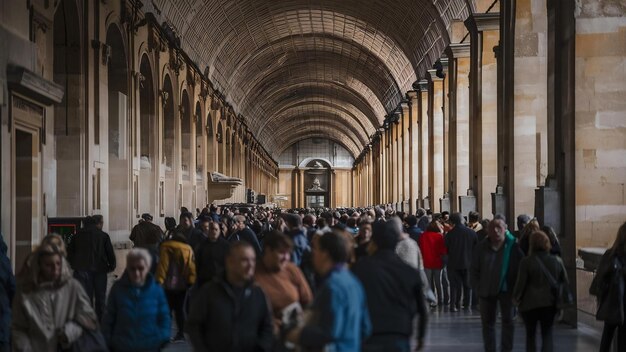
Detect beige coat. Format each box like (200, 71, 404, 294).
(11, 256, 97, 352)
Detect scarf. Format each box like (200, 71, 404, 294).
(498, 231, 516, 292)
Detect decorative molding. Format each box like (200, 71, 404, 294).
(159, 90, 169, 107)
(417, 79, 429, 91)
(428, 68, 442, 81)
(473, 13, 500, 32)
(448, 43, 471, 58)
(7, 64, 64, 105)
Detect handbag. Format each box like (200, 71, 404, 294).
(59, 327, 108, 352)
(535, 256, 574, 310)
(596, 256, 625, 325)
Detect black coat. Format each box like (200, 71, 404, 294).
(195, 237, 230, 287)
(68, 227, 116, 273)
(0, 235, 16, 344)
(445, 224, 478, 270)
(352, 249, 428, 341)
(229, 227, 262, 257)
(186, 277, 273, 352)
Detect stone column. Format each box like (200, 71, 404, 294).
(368, 146, 374, 206)
(429, 69, 445, 213)
(511, 0, 548, 224)
(395, 116, 403, 209)
(466, 12, 500, 218)
(418, 80, 430, 209)
(448, 43, 472, 213)
(408, 91, 420, 214)
(390, 121, 397, 206)
(401, 101, 410, 213)
(298, 168, 305, 208)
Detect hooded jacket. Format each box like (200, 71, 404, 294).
(11, 255, 97, 352)
(0, 235, 16, 344)
(101, 272, 171, 351)
(185, 276, 273, 352)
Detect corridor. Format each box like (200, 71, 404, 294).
(1, 0, 625, 350)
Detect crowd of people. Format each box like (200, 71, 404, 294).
(0, 203, 625, 352)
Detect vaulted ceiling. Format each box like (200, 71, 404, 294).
(146, 0, 474, 158)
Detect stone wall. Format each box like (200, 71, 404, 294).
(575, 2, 626, 248)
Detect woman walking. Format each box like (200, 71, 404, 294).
(11, 244, 98, 351)
(513, 230, 568, 352)
(102, 248, 171, 351)
(590, 222, 626, 352)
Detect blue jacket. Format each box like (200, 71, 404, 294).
(0, 235, 15, 344)
(300, 267, 371, 351)
(102, 273, 171, 351)
(286, 228, 310, 267)
(407, 226, 423, 244)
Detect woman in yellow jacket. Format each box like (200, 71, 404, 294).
(155, 230, 196, 342)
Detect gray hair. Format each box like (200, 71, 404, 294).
(126, 248, 152, 268)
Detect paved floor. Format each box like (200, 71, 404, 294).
(163, 307, 600, 351)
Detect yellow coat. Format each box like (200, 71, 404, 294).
(155, 239, 196, 287)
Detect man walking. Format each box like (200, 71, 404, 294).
(130, 213, 164, 272)
(285, 230, 371, 351)
(186, 241, 273, 351)
(68, 215, 116, 320)
(353, 218, 428, 351)
(471, 216, 524, 352)
(445, 212, 478, 311)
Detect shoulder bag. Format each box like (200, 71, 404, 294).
(535, 256, 574, 310)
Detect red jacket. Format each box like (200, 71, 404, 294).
(418, 231, 447, 269)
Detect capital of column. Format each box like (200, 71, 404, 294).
(417, 79, 429, 91)
(448, 43, 471, 58)
(473, 13, 500, 32)
(428, 69, 443, 82)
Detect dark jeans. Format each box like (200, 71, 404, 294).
(449, 268, 471, 309)
(362, 334, 410, 352)
(479, 293, 515, 352)
(600, 322, 626, 352)
(166, 289, 187, 336)
(441, 267, 450, 305)
(74, 270, 108, 321)
(520, 306, 557, 352)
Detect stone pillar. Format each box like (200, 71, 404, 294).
(510, 0, 549, 227)
(429, 69, 445, 213)
(418, 80, 430, 209)
(466, 12, 500, 218)
(408, 91, 420, 214)
(448, 43, 471, 213)
(401, 101, 410, 212)
(395, 116, 403, 209)
(365, 145, 376, 206)
(390, 120, 397, 205)
(298, 168, 305, 208)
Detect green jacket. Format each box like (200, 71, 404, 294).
(513, 251, 568, 312)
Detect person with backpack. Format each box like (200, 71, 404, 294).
(513, 231, 569, 352)
(590, 222, 626, 352)
(155, 230, 196, 342)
